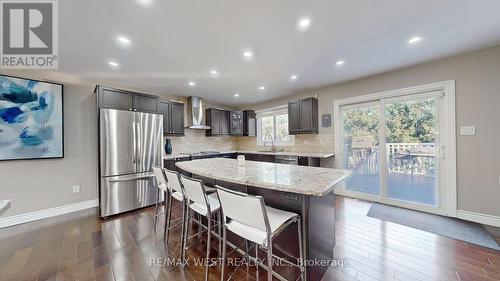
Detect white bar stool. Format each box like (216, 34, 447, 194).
(163, 169, 189, 246)
(180, 175, 222, 281)
(216, 185, 306, 281)
(152, 166, 168, 232)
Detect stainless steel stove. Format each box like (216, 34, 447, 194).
(190, 151, 220, 159)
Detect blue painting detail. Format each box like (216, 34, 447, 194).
(0, 75, 63, 160)
(0, 107, 25, 124)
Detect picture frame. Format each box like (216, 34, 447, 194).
(0, 74, 64, 161)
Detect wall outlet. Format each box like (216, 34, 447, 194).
(72, 185, 81, 193)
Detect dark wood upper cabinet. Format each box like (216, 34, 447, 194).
(230, 111, 243, 135)
(134, 94, 158, 113)
(159, 100, 184, 135)
(219, 110, 230, 135)
(158, 101, 171, 134)
(206, 108, 230, 136)
(170, 101, 184, 135)
(99, 88, 134, 111)
(243, 110, 256, 136)
(95, 86, 159, 113)
(205, 108, 219, 136)
(288, 100, 301, 134)
(288, 97, 318, 134)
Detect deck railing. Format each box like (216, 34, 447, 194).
(349, 143, 436, 177)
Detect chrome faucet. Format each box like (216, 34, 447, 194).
(263, 134, 276, 151)
(263, 135, 283, 152)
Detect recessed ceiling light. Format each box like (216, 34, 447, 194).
(408, 36, 422, 44)
(136, 0, 153, 6)
(259, 86, 265, 91)
(116, 35, 131, 46)
(210, 69, 219, 77)
(290, 74, 298, 80)
(336, 60, 345, 66)
(297, 17, 311, 31)
(188, 81, 196, 87)
(243, 50, 254, 60)
(234, 93, 240, 97)
(108, 61, 119, 68)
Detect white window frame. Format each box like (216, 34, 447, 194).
(333, 80, 457, 217)
(256, 105, 294, 146)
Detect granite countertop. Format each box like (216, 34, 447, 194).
(222, 150, 335, 158)
(176, 158, 351, 196)
(0, 199, 11, 216)
(164, 153, 191, 160)
(165, 151, 334, 160)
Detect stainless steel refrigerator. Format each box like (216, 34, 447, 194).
(99, 109, 163, 217)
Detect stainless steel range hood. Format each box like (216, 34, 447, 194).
(187, 96, 211, 129)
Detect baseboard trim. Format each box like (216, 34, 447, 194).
(0, 199, 99, 229)
(457, 210, 500, 228)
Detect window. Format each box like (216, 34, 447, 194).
(257, 107, 294, 146)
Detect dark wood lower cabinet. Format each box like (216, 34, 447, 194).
(298, 156, 320, 167)
(244, 153, 275, 163)
(164, 158, 190, 176)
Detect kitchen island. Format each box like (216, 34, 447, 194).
(176, 158, 351, 280)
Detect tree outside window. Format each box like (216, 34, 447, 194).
(257, 110, 294, 146)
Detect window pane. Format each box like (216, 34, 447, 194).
(275, 114, 291, 142)
(341, 104, 380, 194)
(385, 97, 438, 206)
(261, 116, 274, 143)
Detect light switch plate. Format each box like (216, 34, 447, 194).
(460, 126, 476, 136)
(72, 185, 81, 193)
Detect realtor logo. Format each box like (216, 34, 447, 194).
(1, 0, 58, 69)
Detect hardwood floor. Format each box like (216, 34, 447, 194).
(1, 196, 499, 281)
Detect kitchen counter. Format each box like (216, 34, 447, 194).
(164, 153, 191, 160)
(224, 150, 334, 158)
(176, 158, 350, 196)
(176, 158, 351, 280)
(0, 200, 11, 216)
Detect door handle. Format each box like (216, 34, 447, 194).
(439, 146, 445, 159)
(136, 121, 142, 165)
(108, 174, 155, 182)
(132, 122, 137, 163)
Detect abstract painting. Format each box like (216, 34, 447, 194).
(0, 75, 63, 160)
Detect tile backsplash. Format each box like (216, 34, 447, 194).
(235, 134, 335, 153)
(165, 129, 335, 156)
(165, 129, 237, 155)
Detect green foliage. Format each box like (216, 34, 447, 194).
(385, 99, 436, 143)
(343, 98, 436, 143)
(343, 105, 379, 141)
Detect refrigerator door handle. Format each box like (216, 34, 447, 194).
(136, 119, 142, 167)
(107, 173, 155, 183)
(132, 121, 137, 164)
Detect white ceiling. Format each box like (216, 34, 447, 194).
(58, 0, 500, 105)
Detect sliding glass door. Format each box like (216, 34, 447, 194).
(337, 87, 452, 214)
(384, 95, 439, 206)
